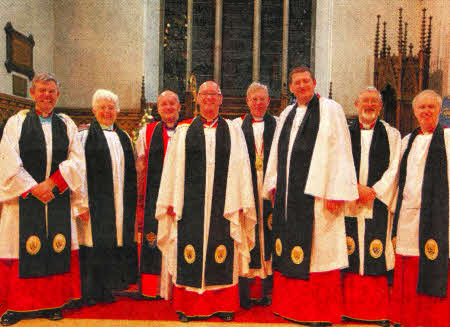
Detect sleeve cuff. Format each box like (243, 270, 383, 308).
(50, 170, 69, 193)
(21, 190, 31, 198)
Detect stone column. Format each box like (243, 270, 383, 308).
(214, 0, 223, 84)
(253, 0, 262, 81)
(186, 0, 193, 89)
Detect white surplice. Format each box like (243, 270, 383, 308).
(345, 121, 401, 274)
(155, 118, 257, 295)
(0, 110, 85, 259)
(395, 129, 450, 258)
(263, 97, 359, 272)
(74, 128, 130, 247)
(233, 116, 278, 279)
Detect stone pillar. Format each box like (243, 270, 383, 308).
(253, 0, 262, 82)
(214, 0, 223, 84)
(281, 0, 289, 96)
(185, 0, 193, 89)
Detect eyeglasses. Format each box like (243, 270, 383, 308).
(199, 92, 221, 97)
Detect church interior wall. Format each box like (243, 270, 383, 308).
(0, 0, 447, 116)
(0, 0, 54, 96)
(53, 0, 144, 111)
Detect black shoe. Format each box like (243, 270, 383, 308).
(63, 299, 83, 310)
(255, 296, 271, 306)
(83, 298, 98, 306)
(101, 295, 117, 304)
(218, 312, 234, 322)
(45, 309, 63, 321)
(240, 299, 254, 310)
(0, 312, 21, 326)
(177, 312, 190, 322)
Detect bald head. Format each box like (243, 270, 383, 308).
(198, 81, 223, 121)
(157, 90, 181, 127)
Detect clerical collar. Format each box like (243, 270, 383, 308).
(417, 127, 436, 135)
(201, 116, 218, 128)
(35, 109, 53, 122)
(251, 115, 264, 123)
(359, 122, 376, 130)
(163, 121, 177, 131)
(100, 123, 114, 131)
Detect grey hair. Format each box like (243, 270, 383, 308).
(412, 89, 443, 110)
(31, 72, 60, 91)
(92, 89, 120, 111)
(157, 90, 180, 103)
(356, 86, 382, 103)
(246, 82, 269, 98)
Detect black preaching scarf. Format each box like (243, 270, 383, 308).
(345, 119, 390, 275)
(176, 116, 233, 288)
(272, 95, 320, 279)
(241, 113, 276, 267)
(141, 122, 164, 274)
(85, 119, 137, 249)
(18, 110, 71, 278)
(392, 124, 449, 297)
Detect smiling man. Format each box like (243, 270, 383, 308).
(391, 90, 450, 327)
(263, 66, 358, 325)
(342, 87, 401, 325)
(135, 90, 181, 300)
(75, 89, 137, 306)
(155, 81, 256, 322)
(0, 73, 85, 325)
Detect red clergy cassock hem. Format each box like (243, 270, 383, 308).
(140, 273, 159, 298)
(272, 270, 342, 324)
(0, 251, 81, 313)
(390, 254, 450, 327)
(342, 272, 389, 321)
(173, 285, 239, 318)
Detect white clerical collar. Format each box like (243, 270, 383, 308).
(100, 123, 114, 131)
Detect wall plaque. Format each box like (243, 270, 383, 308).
(12, 74, 27, 98)
(4, 22, 35, 80)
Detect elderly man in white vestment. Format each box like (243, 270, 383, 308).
(263, 66, 358, 325)
(342, 87, 401, 326)
(0, 73, 84, 325)
(390, 90, 450, 327)
(234, 82, 277, 309)
(155, 81, 256, 322)
(75, 89, 138, 306)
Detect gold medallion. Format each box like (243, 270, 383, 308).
(214, 244, 227, 264)
(255, 155, 263, 171)
(275, 238, 282, 256)
(369, 239, 383, 259)
(391, 237, 397, 252)
(291, 245, 304, 264)
(267, 213, 273, 231)
(184, 244, 196, 264)
(424, 239, 438, 261)
(146, 232, 157, 247)
(53, 233, 66, 253)
(26, 235, 41, 255)
(346, 236, 356, 255)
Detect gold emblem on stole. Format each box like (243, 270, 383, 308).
(391, 236, 397, 252)
(369, 239, 383, 258)
(291, 245, 304, 264)
(215, 245, 227, 264)
(146, 232, 157, 247)
(267, 213, 272, 231)
(275, 238, 282, 256)
(346, 236, 356, 255)
(424, 239, 438, 261)
(184, 244, 196, 264)
(26, 235, 41, 255)
(255, 155, 263, 171)
(53, 233, 66, 253)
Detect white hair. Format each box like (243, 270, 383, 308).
(92, 89, 119, 111)
(356, 86, 382, 103)
(412, 89, 443, 110)
(246, 82, 269, 98)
